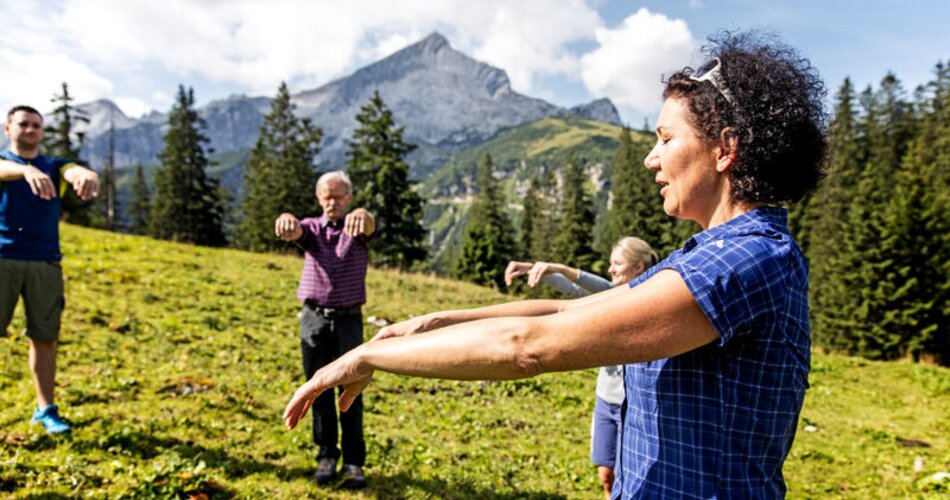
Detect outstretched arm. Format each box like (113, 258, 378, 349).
(371, 281, 631, 342)
(526, 261, 580, 287)
(344, 208, 375, 236)
(275, 213, 304, 241)
(0, 160, 56, 199)
(62, 165, 99, 201)
(284, 269, 719, 429)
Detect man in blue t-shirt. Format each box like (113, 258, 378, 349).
(1, 105, 99, 434)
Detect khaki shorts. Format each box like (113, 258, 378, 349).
(0, 258, 64, 341)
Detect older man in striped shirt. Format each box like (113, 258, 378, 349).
(275, 171, 375, 489)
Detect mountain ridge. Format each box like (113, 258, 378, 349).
(18, 31, 621, 182)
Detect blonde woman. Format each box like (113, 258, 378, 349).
(504, 237, 658, 499)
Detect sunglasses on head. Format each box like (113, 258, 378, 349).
(690, 57, 734, 105)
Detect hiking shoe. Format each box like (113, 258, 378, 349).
(312, 458, 337, 485)
(32, 405, 71, 434)
(339, 464, 367, 489)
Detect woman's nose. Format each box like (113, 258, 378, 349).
(644, 144, 660, 169)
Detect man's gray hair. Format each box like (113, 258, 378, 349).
(316, 171, 353, 194)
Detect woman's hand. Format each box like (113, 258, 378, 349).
(504, 261, 533, 286)
(370, 315, 431, 342)
(527, 262, 576, 287)
(283, 348, 374, 430)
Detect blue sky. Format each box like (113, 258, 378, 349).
(1, 0, 947, 128)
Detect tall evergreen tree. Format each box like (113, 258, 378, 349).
(238, 82, 322, 251)
(529, 169, 559, 263)
(866, 73, 916, 173)
(519, 173, 541, 259)
(867, 63, 950, 363)
(809, 73, 944, 361)
(149, 85, 226, 246)
(604, 127, 675, 257)
(345, 91, 426, 269)
(128, 164, 150, 234)
(808, 78, 867, 350)
(552, 151, 597, 271)
(456, 153, 517, 291)
(875, 139, 950, 362)
(42, 82, 93, 225)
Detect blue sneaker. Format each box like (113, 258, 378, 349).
(32, 405, 71, 434)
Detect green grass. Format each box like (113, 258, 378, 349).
(1, 225, 948, 498)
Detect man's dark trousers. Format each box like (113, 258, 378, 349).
(300, 306, 366, 466)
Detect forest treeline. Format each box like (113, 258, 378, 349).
(41, 61, 949, 365)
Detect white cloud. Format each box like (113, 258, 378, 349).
(113, 97, 153, 119)
(580, 8, 698, 113)
(0, 48, 113, 116)
(2, 0, 609, 115)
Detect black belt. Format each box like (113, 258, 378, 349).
(303, 301, 362, 318)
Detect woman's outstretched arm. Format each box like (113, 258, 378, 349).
(284, 269, 718, 429)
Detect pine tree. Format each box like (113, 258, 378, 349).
(604, 127, 675, 257)
(552, 151, 597, 271)
(868, 63, 950, 363)
(238, 82, 322, 251)
(519, 174, 541, 259)
(808, 78, 867, 351)
(128, 164, 150, 234)
(149, 85, 226, 246)
(877, 139, 950, 362)
(345, 91, 426, 269)
(810, 74, 932, 361)
(530, 169, 559, 262)
(42, 82, 93, 225)
(456, 153, 517, 291)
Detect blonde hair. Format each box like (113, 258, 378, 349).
(613, 236, 658, 268)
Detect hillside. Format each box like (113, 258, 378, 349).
(0, 226, 948, 498)
(422, 116, 654, 271)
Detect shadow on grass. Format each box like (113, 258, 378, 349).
(69, 430, 294, 480)
(354, 471, 569, 499)
(13, 429, 568, 498)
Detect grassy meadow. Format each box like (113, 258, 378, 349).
(0, 224, 948, 498)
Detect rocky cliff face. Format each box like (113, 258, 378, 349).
(67, 32, 621, 180)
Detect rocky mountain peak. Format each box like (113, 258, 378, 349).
(411, 31, 451, 55)
(71, 32, 622, 184)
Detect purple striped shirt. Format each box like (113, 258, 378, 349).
(294, 214, 370, 307)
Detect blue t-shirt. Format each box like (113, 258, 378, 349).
(614, 207, 810, 499)
(0, 151, 74, 261)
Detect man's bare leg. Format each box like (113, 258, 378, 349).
(29, 338, 57, 408)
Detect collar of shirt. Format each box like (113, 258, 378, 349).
(318, 214, 347, 230)
(683, 206, 788, 252)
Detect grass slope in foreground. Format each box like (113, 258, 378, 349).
(0, 225, 948, 498)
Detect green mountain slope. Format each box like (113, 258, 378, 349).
(1, 226, 947, 498)
(421, 116, 654, 271)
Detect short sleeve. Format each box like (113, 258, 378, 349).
(667, 237, 789, 346)
(57, 162, 77, 198)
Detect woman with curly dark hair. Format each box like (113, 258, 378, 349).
(284, 31, 826, 498)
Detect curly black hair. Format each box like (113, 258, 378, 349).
(663, 31, 827, 204)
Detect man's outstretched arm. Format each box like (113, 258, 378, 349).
(62, 165, 99, 201)
(0, 160, 55, 200)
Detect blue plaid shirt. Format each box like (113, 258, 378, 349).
(614, 207, 810, 499)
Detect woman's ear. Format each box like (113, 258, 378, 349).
(716, 127, 739, 173)
(635, 261, 646, 275)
